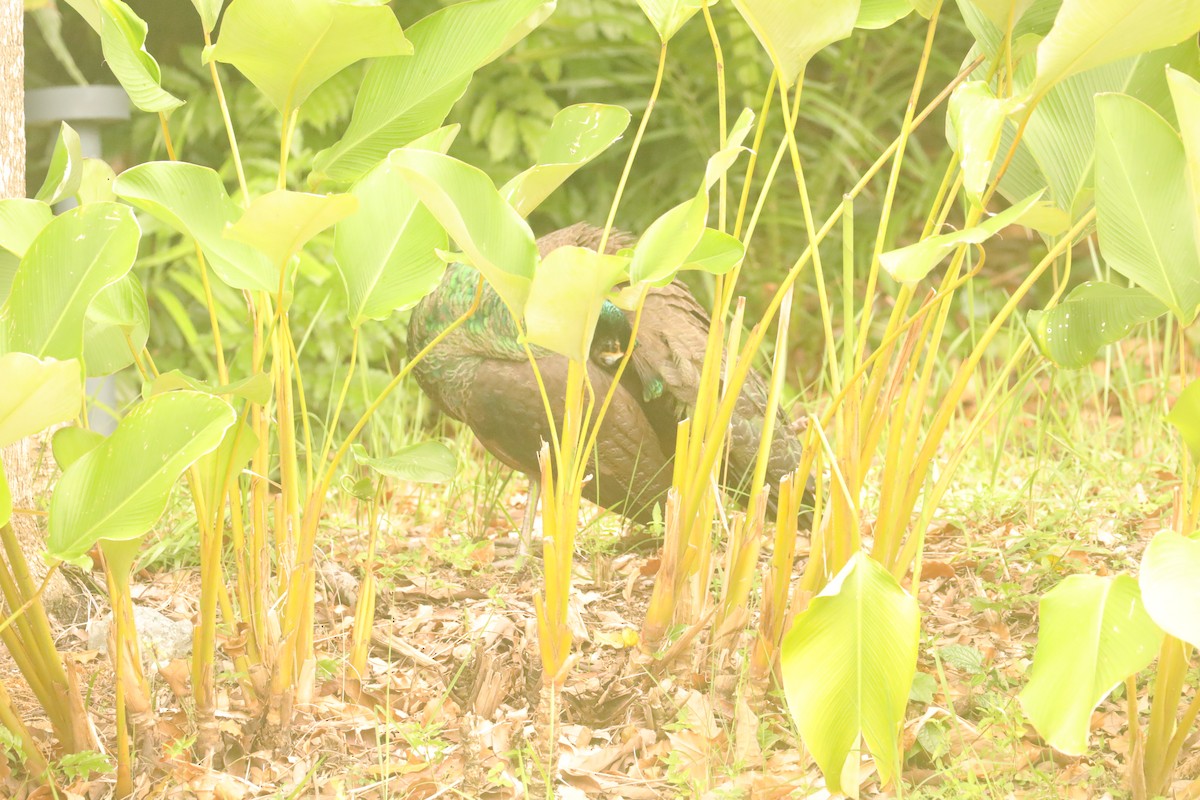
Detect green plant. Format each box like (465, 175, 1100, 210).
(0, 0, 570, 790)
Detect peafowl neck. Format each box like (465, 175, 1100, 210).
(407, 262, 529, 420)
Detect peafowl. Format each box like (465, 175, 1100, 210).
(406, 223, 807, 539)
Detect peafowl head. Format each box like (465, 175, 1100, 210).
(590, 300, 633, 367)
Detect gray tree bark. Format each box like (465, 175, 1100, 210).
(1, 1, 78, 618)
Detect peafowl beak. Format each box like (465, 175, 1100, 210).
(596, 348, 625, 368)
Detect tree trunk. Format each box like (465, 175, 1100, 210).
(1, 2, 78, 619)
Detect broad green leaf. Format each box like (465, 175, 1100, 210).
(0, 463, 9, 529)
(86, 0, 184, 113)
(881, 191, 1044, 283)
(388, 148, 536, 314)
(524, 246, 630, 362)
(60, 0, 101, 30)
(46, 391, 235, 561)
(205, 0, 411, 114)
(351, 442, 457, 484)
(114, 161, 275, 292)
(995, 41, 1200, 222)
(145, 370, 273, 405)
(309, 0, 554, 186)
(629, 196, 709, 286)
(682, 228, 745, 274)
(0, 254, 15, 310)
(956, 0, 1059, 60)
(948, 82, 1014, 204)
(1019, 574, 1161, 756)
(630, 110, 753, 285)
(0, 353, 83, 447)
(969, 0, 1034, 29)
(501, 104, 632, 218)
(636, 0, 711, 41)
(0, 200, 53, 306)
(34, 123, 83, 205)
(1096, 93, 1200, 324)
(1, 203, 139, 360)
(0, 199, 53, 257)
(1167, 379, 1200, 463)
(856, 0, 911, 29)
(781, 553, 919, 793)
(82, 272, 149, 377)
(731, 0, 860, 89)
(1140, 530, 1200, 647)
(1032, 0, 1200, 98)
(224, 190, 358, 274)
(51, 427, 105, 470)
(1026, 282, 1166, 369)
(77, 158, 116, 205)
(1168, 69, 1200, 271)
(334, 127, 457, 327)
(189, 0, 223, 34)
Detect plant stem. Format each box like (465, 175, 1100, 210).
(599, 41, 668, 256)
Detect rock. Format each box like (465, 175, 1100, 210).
(87, 605, 193, 666)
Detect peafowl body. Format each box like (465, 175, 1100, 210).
(406, 223, 804, 524)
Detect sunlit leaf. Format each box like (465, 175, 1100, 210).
(388, 148, 536, 314)
(0, 200, 53, 306)
(881, 190, 1044, 283)
(77, 158, 117, 205)
(205, 0, 411, 113)
(501, 104, 632, 218)
(224, 189, 358, 274)
(636, 0, 712, 41)
(114, 161, 275, 292)
(1032, 0, 1200, 97)
(1019, 574, 1161, 756)
(334, 127, 456, 327)
(189, 0, 224, 34)
(629, 196, 709, 286)
(1026, 282, 1166, 369)
(144, 370, 273, 405)
(630, 110, 753, 284)
(1, 203, 139, 360)
(856, 0, 911, 29)
(51, 427, 105, 470)
(83, 272, 150, 377)
(1140, 530, 1200, 648)
(996, 41, 1199, 223)
(731, 0, 860, 89)
(34, 123, 83, 205)
(682, 228, 745, 274)
(46, 391, 235, 561)
(781, 553, 919, 793)
(524, 246, 629, 362)
(1168, 68, 1200, 272)
(0, 200, 53, 258)
(1167, 379, 1200, 463)
(968, 0, 1034, 29)
(63, 0, 184, 113)
(1095, 93, 1200, 324)
(948, 82, 1015, 205)
(309, 0, 555, 186)
(0, 354, 82, 448)
(351, 441, 457, 484)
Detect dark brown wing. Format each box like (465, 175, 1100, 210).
(625, 281, 804, 509)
